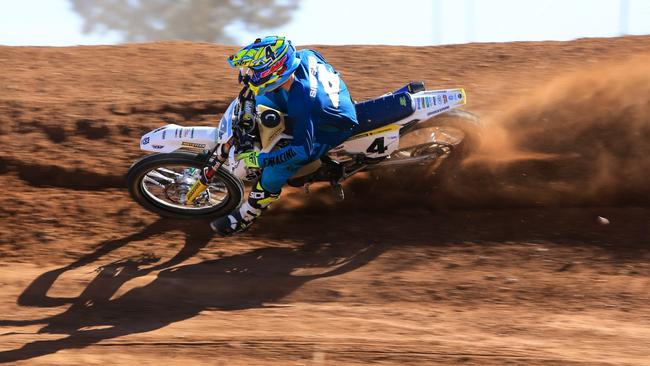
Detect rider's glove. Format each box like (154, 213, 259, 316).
(237, 150, 261, 169)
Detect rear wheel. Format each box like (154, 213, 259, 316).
(127, 152, 244, 219)
(365, 109, 482, 206)
(386, 109, 482, 166)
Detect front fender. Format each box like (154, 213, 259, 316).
(140, 124, 219, 153)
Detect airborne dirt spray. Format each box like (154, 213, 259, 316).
(279, 57, 650, 213)
(452, 56, 650, 208)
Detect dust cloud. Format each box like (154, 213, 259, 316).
(454, 56, 650, 207)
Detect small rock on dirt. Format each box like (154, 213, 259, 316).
(597, 216, 610, 225)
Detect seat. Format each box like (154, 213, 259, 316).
(352, 91, 415, 135)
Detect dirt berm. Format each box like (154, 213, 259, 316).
(1, 37, 649, 365)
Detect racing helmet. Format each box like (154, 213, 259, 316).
(228, 36, 300, 95)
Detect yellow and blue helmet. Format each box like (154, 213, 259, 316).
(228, 36, 300, 95)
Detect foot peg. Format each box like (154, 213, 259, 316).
(332, 183, 345, 201)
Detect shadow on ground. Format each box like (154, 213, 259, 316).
(0, 218, 383, 363)
(1, 205, 649, 363)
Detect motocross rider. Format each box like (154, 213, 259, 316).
(211, 36, 359, 235)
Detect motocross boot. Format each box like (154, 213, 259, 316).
(210, 180, 280, 236)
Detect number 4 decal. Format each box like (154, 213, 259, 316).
(366, 137, 387, 154)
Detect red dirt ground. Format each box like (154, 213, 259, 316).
(1, 36, 649, 365)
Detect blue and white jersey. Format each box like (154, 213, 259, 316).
(256, 49, 358, 168)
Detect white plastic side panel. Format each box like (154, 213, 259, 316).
(140, 124, 219, 153)
(329, 125, 400, 162)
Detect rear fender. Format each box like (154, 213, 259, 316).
(409, 88, 466, 121)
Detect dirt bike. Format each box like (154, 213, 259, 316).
(127, 81, 481, 219)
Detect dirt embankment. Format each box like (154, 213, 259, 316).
(0, 37, 649, 365)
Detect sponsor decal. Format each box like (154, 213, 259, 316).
(185, 179, 208, 203)
(250, 191, 265, 199)
(458, 93, 463, 99)
(152, 145, 164, 149)
(430, 96, 436, 106)
(399, 96, 407, 107)
(259, 54, 288, 78)
(181, 141, 206, 149)
(141, 137, 150, 145)
(426, 106, 450, 116)
(436, 96, 443, 105)
(443, 95, 448, 104)
(449, 94, 456, 101)
(262, 148, 297, 166)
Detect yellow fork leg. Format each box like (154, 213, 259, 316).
(185, 179, 208, 205)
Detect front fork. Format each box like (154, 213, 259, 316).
(185, 139, 233, 204)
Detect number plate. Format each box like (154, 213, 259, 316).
(330, 124, 400, 160)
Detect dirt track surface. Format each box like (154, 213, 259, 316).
(1, 37, 650, 365)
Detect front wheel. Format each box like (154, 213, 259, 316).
(127, 152, 244, 219)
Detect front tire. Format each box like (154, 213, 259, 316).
(127, 152, 244, 219)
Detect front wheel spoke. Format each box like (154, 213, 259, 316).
(208, 184, 228, 193)
(144, 176, 166, 187)
(146, 170, 175, 184)
(156, 167, 183, 179)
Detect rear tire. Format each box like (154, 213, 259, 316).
(127, 152, 244, 219)
(364, 110, 481, 209)
(410, 109, 482, 157)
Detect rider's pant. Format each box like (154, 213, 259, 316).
(260, 129, 353, 193)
